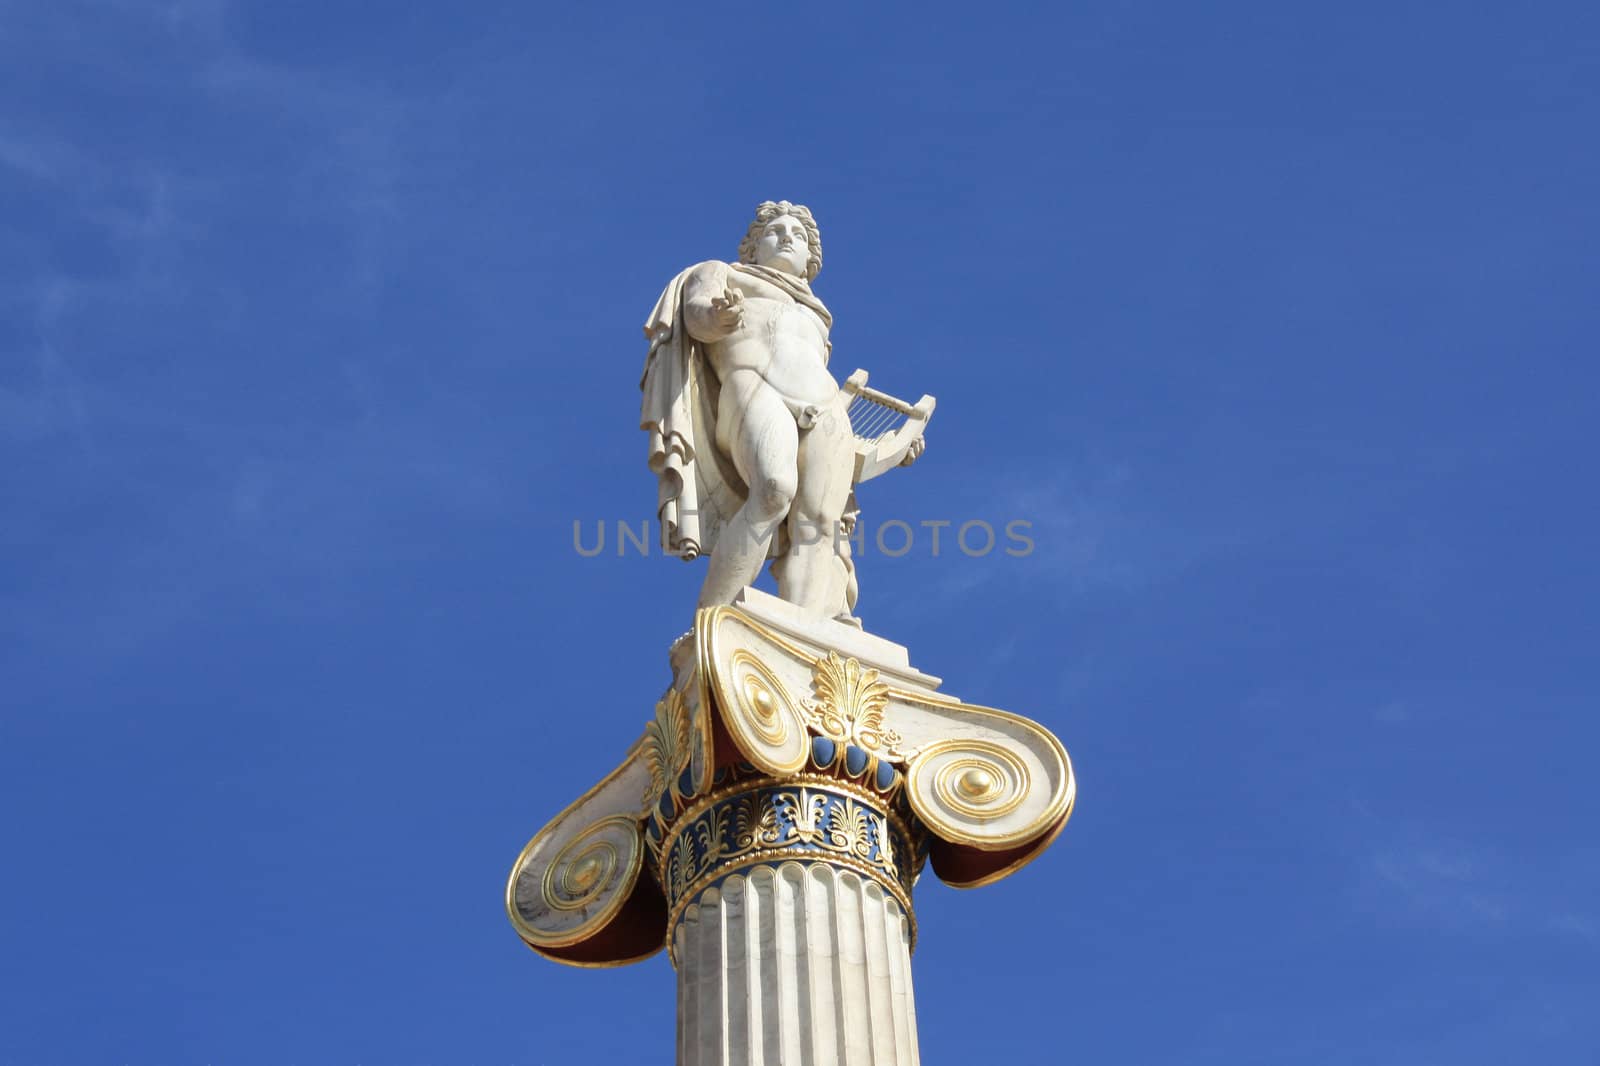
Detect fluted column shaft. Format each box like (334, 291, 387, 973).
(674, 862, 919, 1066)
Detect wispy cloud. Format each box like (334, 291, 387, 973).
(1373, 699, 1412, 725)
(0, 130, 68, 183)
(932, 452, 1261, 601)
(1549, 912, 1598, 942)
(0, 0, 468, 658)
(1368, 844, 1512, 925)
(1358, 834, 1600, 946)
(2, 0, 408, 320)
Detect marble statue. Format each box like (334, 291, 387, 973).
(513, 201, 1076, 1066)
(642, 201, 932, 622)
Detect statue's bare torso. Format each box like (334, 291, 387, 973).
(680, 257, 856, 618)
(696, 265, 836, 409)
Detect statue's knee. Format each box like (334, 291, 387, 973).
(752, 474, 796, 520)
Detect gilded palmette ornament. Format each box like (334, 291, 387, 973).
(640, 687, 692, 811)
(778, 788, 829, 845)
(804, 650, 905, 759)
(827, 796, 873, 860)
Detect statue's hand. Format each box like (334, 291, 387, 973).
(900, 438, 926, 467)
(710, 287, 744, 333)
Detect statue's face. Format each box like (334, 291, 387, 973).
(753, 214, 811, 277)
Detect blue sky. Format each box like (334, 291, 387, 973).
(3, 1, 1597, 1062)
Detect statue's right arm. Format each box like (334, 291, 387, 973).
(683, 262, 741, 343)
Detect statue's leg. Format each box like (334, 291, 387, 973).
(782, 396, 856, 615)
(698, 370, 798, 609)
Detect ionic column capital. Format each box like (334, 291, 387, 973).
(506, 592, 1076, 967)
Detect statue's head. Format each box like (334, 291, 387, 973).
(738, 200, 822, 281)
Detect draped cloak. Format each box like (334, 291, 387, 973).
(640, 261, 834, 560)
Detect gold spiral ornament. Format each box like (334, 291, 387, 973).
(741, 673, 786, 746)
(720, 650, 809, 774)
(544, 828, 621, 912)
(509, 814, 642, 948)
(932, 744, 1028, 819)
(907, 738, 1048, 847)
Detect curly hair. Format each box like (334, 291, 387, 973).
(737, 200, 823, 281)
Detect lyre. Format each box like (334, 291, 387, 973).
(841, 369, 936, 483)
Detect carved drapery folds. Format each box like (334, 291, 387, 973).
(506, 601, 1076, 967)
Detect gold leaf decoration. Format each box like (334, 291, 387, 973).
(659, 782, 916, 915)
(777, 788, 829, 845)
(669, 827, 698, 901)
(641, 687, 692, 811)
(804, 651, 904, 758)
(827, 796, 873, 859)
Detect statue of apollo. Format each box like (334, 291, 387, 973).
(642, 201, 931, 623)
